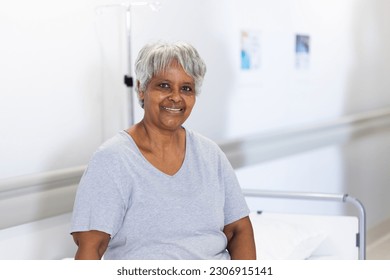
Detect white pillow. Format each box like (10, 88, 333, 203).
(250, 213, 327, 260)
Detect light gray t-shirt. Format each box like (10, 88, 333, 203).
(70, 128, 249, 259)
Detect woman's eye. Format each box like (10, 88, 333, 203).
(159, 83, 170, 89)
(181, 86, 193, 92)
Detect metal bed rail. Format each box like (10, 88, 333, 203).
(242, 189, 366, 260)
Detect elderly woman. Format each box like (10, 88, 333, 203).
(70, 41, 256, 260)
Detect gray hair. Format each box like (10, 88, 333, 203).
(134, 41, 207, 108)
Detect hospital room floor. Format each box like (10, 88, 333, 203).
(366, 233, 390, 259)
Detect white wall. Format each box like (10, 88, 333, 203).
(240, 146, 346, 215)
(342, 127, 390, 228)
(228, 0, 355, 137)
(0, 1, 107, 178)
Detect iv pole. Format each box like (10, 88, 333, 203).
(97, 1, 161, 127)
(123, 1, 161, 126)
(123, 5, 135, 126)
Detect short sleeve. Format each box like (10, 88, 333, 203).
(70, 150, 127, 238)
(220, 152, 250, 225)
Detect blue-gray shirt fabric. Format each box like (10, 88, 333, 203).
(70, 128, 249, 259)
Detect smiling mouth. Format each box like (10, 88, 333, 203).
(162, 106, 184, 112)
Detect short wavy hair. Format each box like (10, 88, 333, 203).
(134, 41, 207, 108)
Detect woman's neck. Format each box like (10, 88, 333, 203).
(128, 120, 185, 155)
(126, 121, 187, 176)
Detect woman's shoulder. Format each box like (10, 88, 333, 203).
(186, 128, 224, 156)
(91, 131, 134, 162)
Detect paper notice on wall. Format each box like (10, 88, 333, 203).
(295, 34, 310, 70)
(241, 30, 261, 71)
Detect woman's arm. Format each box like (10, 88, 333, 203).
(72, 230, 110, 260)
(223, 216, 256, 260)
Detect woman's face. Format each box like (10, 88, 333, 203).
(140, 61, 196, 132)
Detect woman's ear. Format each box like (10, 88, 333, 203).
(137, 80, 145, 100)
(137, 80, 145, 108)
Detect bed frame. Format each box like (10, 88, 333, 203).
(243, 189, 366, 260)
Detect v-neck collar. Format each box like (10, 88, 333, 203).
(120, 128, 189, 178)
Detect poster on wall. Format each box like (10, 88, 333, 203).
(241, 30, 261, 70)
(295, 34, 310, 70)
(239, 29, 262, 85)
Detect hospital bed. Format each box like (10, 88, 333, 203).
(244, 189, 366, 260)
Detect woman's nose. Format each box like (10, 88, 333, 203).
(169, 88, 182, 102)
